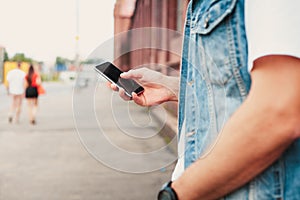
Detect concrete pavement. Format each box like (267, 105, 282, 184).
(0, 80, 177, 200)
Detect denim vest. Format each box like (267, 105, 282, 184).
(178, 0, 300, 199)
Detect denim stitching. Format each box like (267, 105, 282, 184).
(226, 11, 247, 99)
(198, 36, 218, 155)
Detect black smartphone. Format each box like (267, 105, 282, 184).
(94, 62, 144, 97)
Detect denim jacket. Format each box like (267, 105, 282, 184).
(178, 0, 300, 199)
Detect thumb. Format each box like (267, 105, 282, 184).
(132, 92, 147, 106)
(120, 69, 144, 79)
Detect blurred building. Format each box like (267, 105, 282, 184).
(0, 45, 4, 83)
(114, 0, 189, 74)
(55, 63, 67, 72)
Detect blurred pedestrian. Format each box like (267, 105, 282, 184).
(25, 65, 41, 125)
(6, 62, 26, 123)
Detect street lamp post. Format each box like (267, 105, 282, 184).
(75, 0, 80, 68)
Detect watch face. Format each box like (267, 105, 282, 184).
(158, 190, 172, 200)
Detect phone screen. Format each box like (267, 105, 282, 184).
(95, 62, 144, 97)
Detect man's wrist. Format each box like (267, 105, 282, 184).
(162, 76, 179, 102)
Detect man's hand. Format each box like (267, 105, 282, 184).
(108, 67, 179, 106)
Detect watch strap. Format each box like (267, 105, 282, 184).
(158, 181, 178, 200)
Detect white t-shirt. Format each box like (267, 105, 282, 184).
(172, 120, 185, 181)
(6, 69, 26, 95)
(246, 0, 300, 71)
(172, 0, 300, 180)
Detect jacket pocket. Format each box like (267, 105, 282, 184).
(190, 0, 240, 86)
(191, 0, 238, 34)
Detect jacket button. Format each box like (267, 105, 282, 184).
(186, 131, 196, 137)
(203, 17, 209, 28)
(188, 80, 195, 86)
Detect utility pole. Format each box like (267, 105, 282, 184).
(75, 0, 80, 68)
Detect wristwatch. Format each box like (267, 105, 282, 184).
(157, 181, 178, 200)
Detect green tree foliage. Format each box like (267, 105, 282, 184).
(3, 50, 9, 62)
(55, 56, 72, 65)
(10, 53, 33, 63)
(55, 56, 66, 65)
(80, 58, 103, 65)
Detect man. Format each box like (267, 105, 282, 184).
(112, 0, 300, 199)
(6, 62, 26, 123)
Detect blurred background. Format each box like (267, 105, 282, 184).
(0, 0, 190, 199)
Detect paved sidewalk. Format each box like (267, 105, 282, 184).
(0, 80, 177, 200)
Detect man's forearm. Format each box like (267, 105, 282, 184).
(170, 55, 300, 200)
(172, 95, 297, 199)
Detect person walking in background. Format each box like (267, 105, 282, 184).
(6, 62, 26, 124)
(25, 65, 41, 125)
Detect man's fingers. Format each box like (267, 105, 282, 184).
(120, 68, 146, 79)
(106, 82, 112, 88)
(106, 82, 118, 91)
(119, 88, 132, 101)
(120, 72, 142, 79)
(132, 92, 146, 106)
(111, 84, 118, 91)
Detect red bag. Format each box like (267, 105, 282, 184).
(37, 85, 46, 95)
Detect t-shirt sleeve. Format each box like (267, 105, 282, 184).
(245, 0, 300, 71)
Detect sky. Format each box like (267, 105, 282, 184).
(0, 0, 116, 64)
